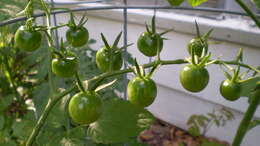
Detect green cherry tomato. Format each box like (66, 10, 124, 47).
(180, 64, 209, 92)
(167, 0, 184, 6)
(127, 76, 157, 107)
(68, 91, 102, 125)
(51, 51, 78, 78)
(137, 32, 163, 57)
(187, 38, 208, 57)
(220, 79, 241, 101)
(96, 47, 123, 72)
(66, 26, 89, 47)
(14, 26, 42, 52)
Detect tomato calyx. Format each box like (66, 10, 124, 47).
(67, 12, 88, 30)
(137, 15, 172, 57)
(127, 59, 158, 107)
(51, 40, 79, 78)
(187, 21, 213, 58)
(96, 32, 132, 72)
(133, 58, 160, 79)
(218, 50, 247, 101)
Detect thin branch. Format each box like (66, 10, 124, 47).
(235, 0, 260, 28)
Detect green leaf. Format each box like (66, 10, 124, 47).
(252, 0, 260, 9)
(0, 115, 4, 130)
(167, 0, 185, 6)
(239, 76, 260, 97)
(12, 119, 35, 141)
(188, 0, 208, 7)
(188, 125, 200, 136)
(201, 139, 225, 146)
(88, 98, 155, 144)
(0, 94, 13, 112)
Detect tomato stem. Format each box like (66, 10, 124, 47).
(26, 86, 77, 146)
(75, 72, 86, 93)
(232, 83, 260, 146)
(235, 0, 260, 29)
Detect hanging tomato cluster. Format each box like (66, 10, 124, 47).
(14, 12, 245, 127)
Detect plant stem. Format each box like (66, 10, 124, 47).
(75, 72, 86, 92)
(26, 86, 77, 146)
(235, 0, 260, 28)
(3, 55, 20, 101)
(232, 84, 260, 146)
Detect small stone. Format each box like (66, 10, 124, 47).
(140, 130, 154, 141)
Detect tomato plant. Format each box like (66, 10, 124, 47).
(96, 33, 125, 72)
(15, 25, 42, 52)
(51, 50, 78, 78)
(68, 91, 102, 125)
(66, 13, 89, 47)
(1, 0, 260, 146)
(180, 64, 209, 92)
(128, 76, 157, 107)
(220, 79, 241, 101)
(137, 16, 171, 57)
(127, 60, 158, 107)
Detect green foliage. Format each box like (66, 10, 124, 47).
(166, 0, 208, 7)
(0, 23, 136, 145)
(201, 139, 225, 146)
(187, 108, 234, 136)
(88, 98, 155, 144)
(188, 0, 208, 7)
(240, 76, 260, 97)
(0, 0, 26, 21)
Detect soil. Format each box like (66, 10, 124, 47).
(139, 119, 230, 146)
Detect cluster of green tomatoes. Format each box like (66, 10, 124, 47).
(13, 15, 241, 126)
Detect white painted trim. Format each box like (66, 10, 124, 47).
(54, 3, 260, 47)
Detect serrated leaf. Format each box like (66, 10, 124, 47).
(196, 115, 209, 127)
(87, 98, 155, 144)
(188, 0, 208, 7)
(239, 76, 260, 97)
(12, 119, 35, 140)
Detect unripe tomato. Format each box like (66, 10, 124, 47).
(14, 26, 42, 52)
(220, 79, 241, 101)
(187, 38, 208, 57)
(68, 92, 102, 125)
(127, 76, 157, 107)
(137, 32, 163, 57)
(167, 0, 184, 6)
(180, 64, 209, 92)
(66, 27, 89, 47)
(96, 47, 123, 72)
(51, 51, 78, 78)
